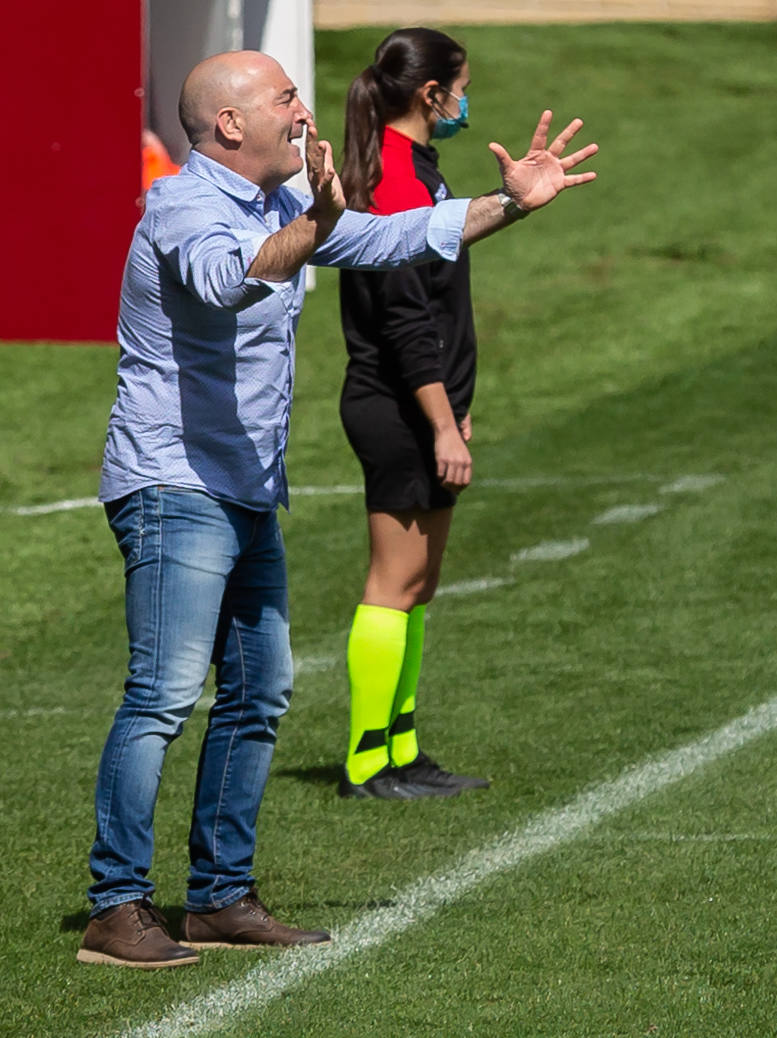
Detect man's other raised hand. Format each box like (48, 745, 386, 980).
(490, 110, 598, 213)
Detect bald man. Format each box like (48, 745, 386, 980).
(78, 50, 596, 968)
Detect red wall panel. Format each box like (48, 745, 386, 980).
(1, 3, 144, 342)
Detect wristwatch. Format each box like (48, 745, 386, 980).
(497, 190, 529, 220)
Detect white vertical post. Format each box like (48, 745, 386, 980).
(258, 0, 316, 287)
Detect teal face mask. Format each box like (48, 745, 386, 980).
(430, 91, 469, 141)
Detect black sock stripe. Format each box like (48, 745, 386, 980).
(389, 711, 415, 737)
(355, 728, 387, 754)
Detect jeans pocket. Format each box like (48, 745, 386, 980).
(105, 492, 146, 571)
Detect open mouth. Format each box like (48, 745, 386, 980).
(286, 124, 306, 163)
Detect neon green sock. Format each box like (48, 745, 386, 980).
(346, 604, 409, 784)
(388, 603, 425, 767)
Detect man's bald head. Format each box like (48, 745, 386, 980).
(176, 50, 312, 190)
(178, 51, 285, 147)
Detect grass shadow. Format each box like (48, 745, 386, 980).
(273, 763, 343, 786)
(59, 904, 187, 933)
(60, 910, 90, 933)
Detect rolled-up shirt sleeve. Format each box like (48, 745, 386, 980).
(425, 197, 471, 261)
(311, 196, 471, 269)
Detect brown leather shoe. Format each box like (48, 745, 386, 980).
(182, 889, 331, 949)
(76, 899, 199, 969)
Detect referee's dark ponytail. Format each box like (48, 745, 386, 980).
(341, 27, 466, 213)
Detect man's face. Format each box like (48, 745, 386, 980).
(235, 61, 312, 191)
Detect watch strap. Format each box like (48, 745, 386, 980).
(497, 189, 529, 220)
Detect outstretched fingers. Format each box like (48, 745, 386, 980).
(563, 170, 598, 188)
(318, 139, 335, 178)
(548, 117, 585, 157)
(488, 140, 512, 171)
(305, 117, 331, 177)
(306, 129, 336, 189)
(304, 116, 319, 159)
(560, 141, 599, 171)
(528, 109, 553, 152)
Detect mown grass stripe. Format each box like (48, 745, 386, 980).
(118, 694, 777, 1038)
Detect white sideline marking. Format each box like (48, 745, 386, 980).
(293, 654, 338, 674)
(291, 484, 362, 497)
(625, 831, 773, 844)
(118, 695, 777, 1038)
(2, 655, 343, 723)
(435, 576, 513, 597)
(477, 473, 665, 491)
(659, 474, 726, 495)
(4, 473, 722, 517)
(195, 655, 339, 712)
(0, 705, 67, 720)
(512, 537, 590, 562)
(2, 467, 727, 722)
(592, 503, 664, 525)
(11, 496, 101, 516)
(3, 463, 723, 723)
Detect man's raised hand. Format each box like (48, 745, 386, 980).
(490, 110, 598, 213)
(304, 117, 346, 221)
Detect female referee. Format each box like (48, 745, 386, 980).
(337, 27, 490, 799)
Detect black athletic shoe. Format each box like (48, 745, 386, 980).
(338, 764, 417, 799)
(394, 752, 490, 795)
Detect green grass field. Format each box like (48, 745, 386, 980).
(2, 21, 777, 1038)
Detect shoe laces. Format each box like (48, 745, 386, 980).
(134, 898, 169, 934)
(408, 751, 446, 775)
(241, 889, 271, 922)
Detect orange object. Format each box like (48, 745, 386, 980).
(142, 130, 180, 192)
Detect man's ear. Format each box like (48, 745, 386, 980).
(216, 106, 243, 143)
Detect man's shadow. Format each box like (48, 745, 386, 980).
(60, 904, 187, 933)
(62, 895, 395, 928)
(273, 763, 342, 786)
(61, 764, 379, 932)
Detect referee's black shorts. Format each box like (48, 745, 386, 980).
(340, 383, 457, 512)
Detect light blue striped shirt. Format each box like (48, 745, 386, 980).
(99, 150, 470, 511)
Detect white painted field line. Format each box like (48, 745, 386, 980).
(118, 694, 777, 1038)
(435, 575, 513, 597)
(0, 705, 68, 720)
(624, 831, 774, 844)
(477, 473, 666, 491)
(591, 503, 665, 525)
(290, 484, 362, 496)
(513, 537, 590, 562)
(10, 496, 102, 516)
(659, 474, 726, 495)
(4, 473, 725, 517)
(5, 468, 727, 722)
(588, 473, 726, 526)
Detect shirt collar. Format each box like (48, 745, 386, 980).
(183, 149, 265, 205)
(383, 125, 439, 165)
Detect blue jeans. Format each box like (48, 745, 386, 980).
(88, 486, 292, 914)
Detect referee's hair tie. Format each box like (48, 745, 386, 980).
(368, 63, 383, 81)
